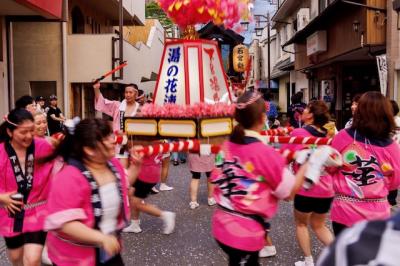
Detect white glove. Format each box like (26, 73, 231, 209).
(303, 146, 342, 189)
(295, 149, 313, 165)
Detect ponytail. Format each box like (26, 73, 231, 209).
(0, 122, 9, 143)
(230, 91, 266, 144)
(39, 118, 112, 164)
(230, 124, 245, 144)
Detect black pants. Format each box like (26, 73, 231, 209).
(332, 221, 348, 237)
(388, 190, 398, 206)
(4, 231, 47, 249)
(217, 241, 259, 266)
(98, 254, 124, 266)
(53, 253, 124, 266)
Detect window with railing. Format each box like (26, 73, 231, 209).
(319, 0, 327, 13)
(293, 18, 298, 33)
(319, 0, 336, 14)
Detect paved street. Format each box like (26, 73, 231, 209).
(0, 162, 323, 265)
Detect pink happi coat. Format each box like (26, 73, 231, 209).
(138, 154, 162, 184)
(0, 138, 54, 237)
(281, 127, 334, 198)
(211, 135, 295, 251)
(44, 158, 130, 266)
(95, 93, 139, 132)
(330, 129, 400, 227)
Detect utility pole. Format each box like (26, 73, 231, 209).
(253, 13, 272, 93)
(267, 12, 271, 91)
(119, 0, 124, 79)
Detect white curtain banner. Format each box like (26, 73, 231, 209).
(376, 54, 388, 96)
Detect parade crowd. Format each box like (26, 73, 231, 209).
(0, 83, 399, 266)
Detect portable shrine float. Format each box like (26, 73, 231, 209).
(123, 0, 252, 144)
(124, 39, 234, 143)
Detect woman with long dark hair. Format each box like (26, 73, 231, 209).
(210, 91, 337, 265)
(0, 108, 54, 266)
(43, 118, 141, 266)
(330, 91, 400, 236)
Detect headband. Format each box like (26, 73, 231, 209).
(3, 115, 34, 129)
(126, 85, 138, 93)
(3, 115, 19, 127)
(235, 93, 262, 110)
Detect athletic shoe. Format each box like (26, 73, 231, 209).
(189, 201, 200, 209)
(172, 160, 179, 166)
(207, 197, 216, 206)
(159, 183, 174, 191)
(161, 211, 176, 234)
(259, 245, 277, 258)
(122, 220, 142, 233)
(294, 259, 314, 266)
(180, 159, 186, 164)
(150, 186, 159, 194)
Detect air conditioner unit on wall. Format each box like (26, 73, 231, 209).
(297, 8, 310, 31)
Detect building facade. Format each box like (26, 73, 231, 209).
(1, 0, 165, 119)
(0, 0, 63, 119)
(273, 0, 388, 128)
(272, 0, 309, 115)
(388, 0, 400, 103)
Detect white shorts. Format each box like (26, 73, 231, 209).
(115, 144, 129, 159)
(116, 151, 129, 159)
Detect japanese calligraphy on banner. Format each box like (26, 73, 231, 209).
(233, 44, 249, 73)
(154, 40, 230, 105)
(154, 44, 186, 105)
(202, 44, 229, 103)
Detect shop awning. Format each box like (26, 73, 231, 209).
(0, 0, 62, 19)
(275, 57, 294, 71)
(298, 45, 386, 71)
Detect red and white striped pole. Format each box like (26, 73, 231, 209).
(260, 127, 293, 136)
(133, 137, 332, 157)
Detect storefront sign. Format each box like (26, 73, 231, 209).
(321, 80, 334, 109)
(376, 54, 388, 96)
(307, 31, 327, 56)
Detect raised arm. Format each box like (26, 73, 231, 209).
(93, 82, 101, 102)
(92, 82, 120, 117)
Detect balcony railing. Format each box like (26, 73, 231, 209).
(67, 30, 164, 85)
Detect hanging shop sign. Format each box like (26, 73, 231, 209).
(376, 54, 388, 96)
(233, 44, 249, 73)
